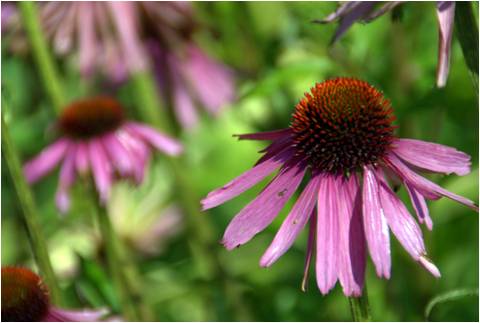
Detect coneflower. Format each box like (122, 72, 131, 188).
(23, 96, 182, 213)
(202, 77, 477, 296)
(2, 266, 108, 322)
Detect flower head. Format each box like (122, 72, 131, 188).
(23, 96, 182, 213)
(202, 77, 477, 296)
(314, 1, 455, 87)
(2, 266, 108, 322)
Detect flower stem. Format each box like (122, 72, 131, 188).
(348, 285, 372, 322)
(1, 109, 62, 305)
(455, 2, 479, 94)
(87, 186, 149, 321)
(19, 1, 66, 113)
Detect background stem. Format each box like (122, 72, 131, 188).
(348, 285, 372, 322)
(19, 2, 66, 113)
(1, 110, 62, 305)
(455, 2, 479, 94)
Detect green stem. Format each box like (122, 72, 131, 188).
(348, 285, 372, 322)
(19, 1, 66, 113)
(455, 2, 479, 94)
(87, 185, 153, 321)
(1, 110, 61, 305)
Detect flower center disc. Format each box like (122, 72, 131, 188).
(291, 78, 396, 174)
(59, 96, 125, 139)
(2, 267, 50, 322)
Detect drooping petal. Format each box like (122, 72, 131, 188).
(260, 174, 321, 267)
(88, 140, 112, 203)
(124, 122, 183, 156)
(201, 150, 289, 210)
(337, 174, 366, 296)
(52, 3, 76, 54)
(74, 141, 89, 174)
(363, 1, 402, 22)
(393, 138, 471, 176)
(235, 128, 292, 141)
(170, 60, 200, 129)
(362, 166, 391, 279)
(55, 145, 77, 214)
(222, 162, 306, 250)
(436, 1, 455, 87)
(387, 153, 478, 211)
(375, 170, 441, 277)
(316, 175, 338, 294)
(313, 2, 361, 23)
(301, 211, 316, 292)
(45, 307, 109, 322)
(183, 45, 235, 115)
(330, 2, 376, 43)
(77, 2, 97, 77)
(404, 182, 433, 230)
(102, 133, 134, 177)
(117, 129, 151, 184)
(23, 138, 70, 184)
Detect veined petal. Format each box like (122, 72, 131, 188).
(23, 138, 70, 183)
(222, 162, 306, 250)
(393, 138, 471, 176)
(316, 175, 338, 294)
(301, 212, 316, 292)
(362, 166, 391, 278)
(125, 122, 183, 156)
(387, 153, 478, 211)
(201, 151, 288, 210)
(375, 170, 440, 277)
(55, 145, 77, 214)
(436, 1, 455, 87)
(260, 174, 321, 267)
(235, 128, 292, 141)
(337, 175, 366, 296)
(88, 140, 112, 203)
(405, 182, 433, 230)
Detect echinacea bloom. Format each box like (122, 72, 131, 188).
(314, 1, 455, 87)
(2, 266, 109, 321)
(202, 77, 477, 296)
(23, 96, 182, 213)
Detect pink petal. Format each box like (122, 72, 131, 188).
(55, 145, 77, 214)
(337, 174, 366, 296)
(222, 162, 306, 250)
(387, 153, 478, 211)
(301, 212, 316, 292)
(315, 175, 338, 294)
(117, 129, 150, 184)
(23, 138, 70, 183)
(77, 2, 97, 77)
(436, 1, 455, 87)
(362, 166, 391, 279)
(375, 170, 441, 277)
(74, 142, 89, 174)
(107, 1, 148, 73)
(235, 128, 292, 141)
(201, 152, 286, 210)
(102, 133, 134, 177)
(88, 140, 112, 203)
(314, 2, 361, 23)
(260, 174, 321, 267)
(124, 122, 183, 156)
(405, 182, 433, 230)
(393, 138, 471, 176)
(172, 68, 199, 129)
(45, 307, 109, 322)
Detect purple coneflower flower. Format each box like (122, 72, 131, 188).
(202, 77, 477, 296)
(314, 1, 455, 87)
(23, 96, 182, 213)
(2, 266, 109, 321)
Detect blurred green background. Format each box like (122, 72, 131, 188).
(2, 2, 478, 321)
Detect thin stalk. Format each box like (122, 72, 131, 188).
(131, 70, 251, 320)
(19, 2, 66, 113)
(1, 111, 61, 305)
(348, 285, 372, 322)
(88, 187, 141, 321)
(455, 2, 479, 94)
